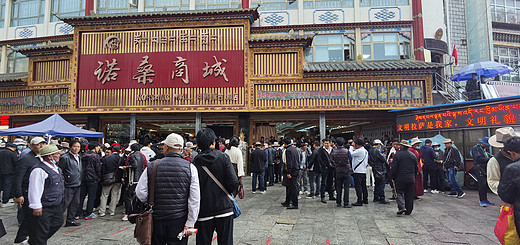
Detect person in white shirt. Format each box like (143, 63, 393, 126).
(224, 136, 245, 196)
(27, 144, 64, 244)
(350, 138, 369, 206)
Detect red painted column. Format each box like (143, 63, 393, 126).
(412, 0, 425, 61)
(85, 0, 94, 16)
(242, 0, 249, 9)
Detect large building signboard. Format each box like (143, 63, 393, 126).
(75, 26, 246, 110)
(396, 100, 520, 132)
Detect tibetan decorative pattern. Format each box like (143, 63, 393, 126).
(252, 79, 429, 111)
(260, 12, 289, 26)
(77, 87, 245, 108)
(253, 52, 299, 78)
(15, 26, 37, 39)
(314, 10, 343, 24)
(55, 23, 74, 35)
(369, 7, 400, 22)
(0, 88, 69, 114)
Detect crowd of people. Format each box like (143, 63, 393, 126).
(0, 125, 519, 243)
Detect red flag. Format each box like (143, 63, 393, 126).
(452, 45, 458, 66)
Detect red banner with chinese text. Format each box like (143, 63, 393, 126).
(77, 50, 244, 89)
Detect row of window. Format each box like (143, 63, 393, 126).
(491, 0, 520, 24)
(0, 0, 410, 27)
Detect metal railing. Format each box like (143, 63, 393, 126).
(433, 72, 467, 102)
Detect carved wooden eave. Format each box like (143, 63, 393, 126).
(15, 44, 72, 57)
(249, 34, 314, 48)
(0, 34, 73, 46)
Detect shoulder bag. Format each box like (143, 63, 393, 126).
(201, 166, 241, 218)
(130, 161, 160, 245)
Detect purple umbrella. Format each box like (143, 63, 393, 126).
(450, 61, 514, 81)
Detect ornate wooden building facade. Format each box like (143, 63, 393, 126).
(0, 9, 442, 143)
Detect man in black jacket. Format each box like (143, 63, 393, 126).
(0, 143, 18, 207)
(250, 142, 266, 194)
(13, 137, 46, 244)
(331, 137, 352, 208)
(316, 138, 335, 203)
(267, 142, 276, 186)
(78, 141, 102, 220)
(281, 137, 300, 209)
(98, 145, 123, 217)
(498, 136, 520, 238)
(420, 139, 436, 192)
(122, 142, 146, 221)
(306, 141, 322, 199)
(443, 139, 465, 198)
(391, 140, 418, 215)
(471, 137, 493, 207)
(193, 128, 238, 245)
(369, 140, 389, 204)
(136, 133, 200, 244)
(58, 140, 83, 227)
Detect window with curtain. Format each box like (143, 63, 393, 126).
(362, 33, 410, 60)
(10, 0, 45, 27)
(97, 0, 138, 14)
(7, 52, 28, 73)
(195, 0, 241, 10)
(250, 0, 298, 11)
(305, 34, 355, 62)
(51, 0, 85, 22)
(145, 0, 190, 12)
(494, 46, 519, 81)
(359, 0, 409, 7)
(0, 0, 6, 28)
(303, 0, 354, 9)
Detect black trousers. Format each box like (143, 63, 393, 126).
(353, 173, 368, 203)
(14, 196, 30, 243)
(62, 186, 81, 223)
(267, 164, 275, 185)
(124, 184, 137, 215)
(78, 181, 98, 216)
(1, 174, 14, 204)
(335, 171, 351, 205)
(395, 180, 415, 214)
(285, 175, 298, 206)
(196, 215, 234, 245)
(422, 164, 433, 190)
(326, 168, 335, 197)
(374, 174, 386, 201)
(152, 218, 188, 245)
(274, 163, 281, 182)
(433, 164, 445, 191)
(28, 205, 63, 245)
(474, 165, 489, 202)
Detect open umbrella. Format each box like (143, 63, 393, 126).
(450, 61, 514, 81)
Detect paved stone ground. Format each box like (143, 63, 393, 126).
(0, 177, 502, 245)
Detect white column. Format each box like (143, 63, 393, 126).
(353, 0, 359, 22)
(43, 0, 52, 36)
(138, 0, 145, 12)
(190, 0, 196, 10)
(0, 45, 7, 73)
(195, 112, 202, 135)
(319, 112, 326, 142)
(4, 0, 12, 39)
(298, 0, 304, 24)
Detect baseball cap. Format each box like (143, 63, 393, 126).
(373, 139, 382, 145)
(30, 137, 46, 145)
(164, 133, 184, 149)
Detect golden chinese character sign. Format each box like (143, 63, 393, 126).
(76, 26, 245, 109)
(396, 100, 520, 132)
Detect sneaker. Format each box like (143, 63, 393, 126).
(304, 191, 310, 195)
(84, 213, 96, 220)
(299, 191, 304, 195)
(64, 221, 81, 227)
(13, 238, 29, 244)
(431, 190, 440, 194)
(306, 194, 314, 199)
(2, 202, 14, 207)
(447, 193, 458, 197)
(122, 215, 128, 221)
(251, 191, 256, 194)
(110, 212, 115, 216)
(259, 191, 266, 194)
(75, 216, 81, 220)
(486, 200, 495, 206)
(457, 192, 465, 198)
(424, 189, 428, 193)
(480, 201, 488, 207)
(98, 212, 106, 217)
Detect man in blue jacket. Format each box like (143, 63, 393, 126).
(420, 139, 436, 193)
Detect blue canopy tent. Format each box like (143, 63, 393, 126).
(0, 114, 104, 138)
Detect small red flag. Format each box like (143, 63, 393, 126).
(452, 45, 458, 66)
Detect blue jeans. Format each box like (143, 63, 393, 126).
(446, 168, 463, 194)
(252, 172, 265, 191)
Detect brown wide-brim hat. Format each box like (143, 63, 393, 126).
(443, 138, 453, 144)
(273, 142, 280, 147)
(489, 127, 518, 148)
(399, 139, 411, 147)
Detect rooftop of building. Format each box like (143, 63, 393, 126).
(0, 72, 27, 87)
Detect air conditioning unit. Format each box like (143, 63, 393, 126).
(129, 0, 137, 7)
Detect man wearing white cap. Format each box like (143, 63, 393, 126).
(136, 133, 200, 244)
(27, 144, 64, 244)
(487, 127, 517, 195)
(369, 139, 389, 204)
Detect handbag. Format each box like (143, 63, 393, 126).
(101, 172, 117, 186)
(130, 161, 160, 245)
(201, 166, 241, 218)
(494, 203, 520, 245)
(238, 184, 245, 199)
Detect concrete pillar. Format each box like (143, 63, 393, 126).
(130, 113, 136, 140)
(195, 112, 201, 135)
(190, 0, 196, 10)
(0, 46, 7, 73)
(138, 0, 145, 12)
(355, 28, 362, 60)
(319, 112, 326, 142)
(4, 0, 12, 39)
(298, 0, 304, 24)
(43, 0, 52, 35)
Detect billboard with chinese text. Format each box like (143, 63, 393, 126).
(396, 100, 520, 132)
